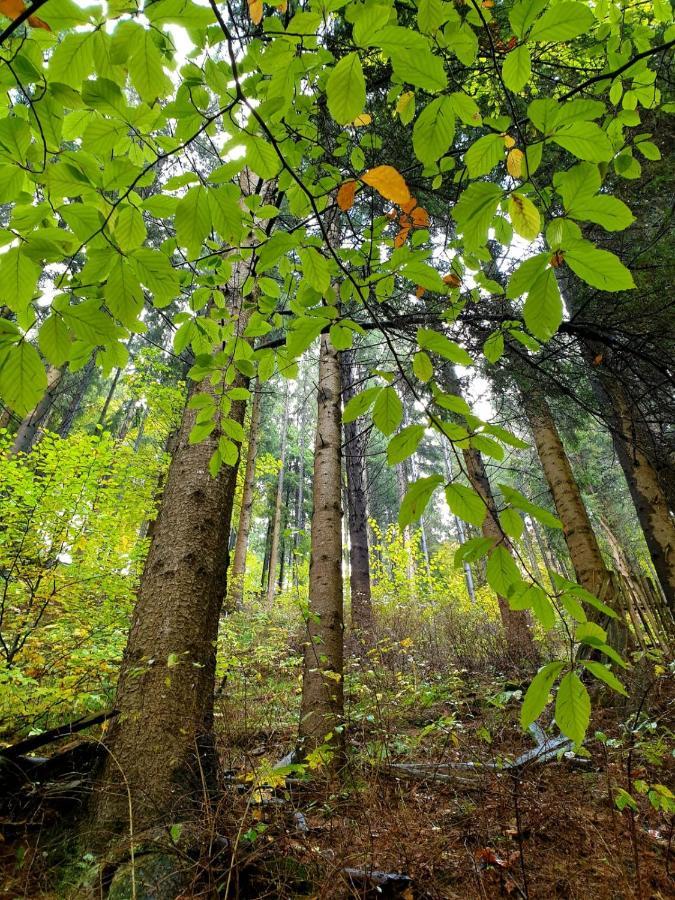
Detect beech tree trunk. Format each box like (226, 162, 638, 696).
(340, 350, 373, 636)
(229, 380, 262, 609)
(441, 438, 476, 602)
(298, 334, 344, 755)
(10, 366, 63, 455)
(88, 303, 251, 847)
(266, 380, 290, 603)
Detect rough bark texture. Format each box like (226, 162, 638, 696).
(229, 380, 262, 609)
(597, 376, 675, 612)
(266, 381, 290, 604)
(88, 287, 252, 848)
(298, 335, 344, 754)
(10, 366, 63, 455)
(340, 350, 373, 636)
(57, 360, 95, 438)
(522, 389, 617, 603)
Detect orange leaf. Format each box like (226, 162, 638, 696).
(443, 273, 461, 287)
(550, 250, 565, 268)
(411, 206, 429, 227)
(337, 180, 357, 212)
(401, 197, 417, 214)
(0, 0, 50, 29)
(361, 165, 412, 206)
(248, 0, 263, 24)
(394, 226, 411, 247)
(415, 285, 425, 298)
(506, 148, 524, 178)
(593, 353, 603, 366)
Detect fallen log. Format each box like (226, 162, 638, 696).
(0, 709, 117, 761)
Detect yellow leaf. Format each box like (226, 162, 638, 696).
(361, 165, 412, 206)
(396, 91, 414, 116)
(337, 180, 357, 211)
(248, 0, 263, 24)
(507, 148, 524, 178)
(508, 192, 540, 240)
(502, 134, 516, 149)
(352, 113, 372, 126)
(276, 0, 287, 10)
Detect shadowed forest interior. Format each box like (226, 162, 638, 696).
(0, 0, 673, 897)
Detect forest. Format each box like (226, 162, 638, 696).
(0, 0, 673, 896)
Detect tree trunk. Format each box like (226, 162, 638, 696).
(266, 380, 290, 604)
(339, 350, 373, 636)
(521, 389, 618, 605)
(228, 380, 262, 609)
(98, 367, 122, 428)
(441, 365, 535, 654)
(58, 359, 95, 438)
(10, 366, 63, 455)
(441, 437, 476, 602)
(88, 267, 254, 847)
(298, 334, 344, 755)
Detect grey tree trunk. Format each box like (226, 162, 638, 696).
(298, 334, 344, 756)
(266, 379, 290, 603)
(10, 366, 63, 455)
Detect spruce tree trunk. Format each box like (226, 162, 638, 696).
(597, 376, 675, 612)
(58, 359, 95, 438)
(521, 389, 618, 605)
(441, 438, 476, 602)
(229, 380, 262, 609)
(298, 334, 344, 754)
(89, 280, 253, 847)
(266, 380, 290, 603)
(339, 350, 373, 636)
(10, 366, 63, 455)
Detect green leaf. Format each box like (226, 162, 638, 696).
(244, 136, 282, 179)
(412, 97, 455, 166)
(509, 0, 548, 39)
(343, 386, 381, 423)
(520, 661, 565, 729)
(61, 300, 118, 345)
(453, 182, 502, 250)
(445, 483, 486, 527)
(503, 45, 531, 94)
(373, 385, 403, 436)
(399, 474, 444, 528)
(555, 671, 590, 745)
(465, 133, 504, 178)
(115, 204, 147, 252)
(0, 248, 40, 315)
(328, 324, 352, 351)
(176, 186, 212, 255)
(418, 328, 473, 366)
(38, 315, 70, 367)
(48, 31, 95, 88)
(413, 350, 433, 382)
(507, 253, 549, 299)
(551, 122, 613, 162)
(564, 243, 634, 291)
(529, 1, 595, 42)
(0, 342, 47, 415)
(483, 331, 504, 363)
(509, 193, 541, 240)
(390, 48, 448, 92)
(498, 507, 524, 539)
(131, 249, 181, 307)
(499, 484, 561, 529)
(299, 247, 330, 294)
(486, 545, 521, 596)
(566, 195, 634, 232)
(105, 256, 144, 328)
(523, 267, 562, 341)
(326, 52, 366, 124)
(444, 21, 478, 66)
(560, 592, 587, 623)
(387, 424, 425, 465)
(128, 30, 172, 101)
(448, 92, 482, 126)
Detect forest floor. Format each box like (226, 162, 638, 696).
(1, 644, 673, 899)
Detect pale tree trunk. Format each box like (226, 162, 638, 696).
(521, 389, 619, 606)
(294, 367, 308, 586)
(340, 349, 373, 636)
(266, 379, 290, 603)
(441, 365, 535, 654)
(441, 437, 476, 602)
(10, 366, 63, 455)
(228, 380, 262, 609)
(298, 334, 344, 755)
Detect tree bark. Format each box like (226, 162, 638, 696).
(340, 350, 373, 636)
(10, 366, 63, 455)
(298, 334, 344, 755)
(266, 380, 290, 603)
(89, 269, 254, 846)
(57, 359, 95, 438)
(228, 380, 262, 609)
